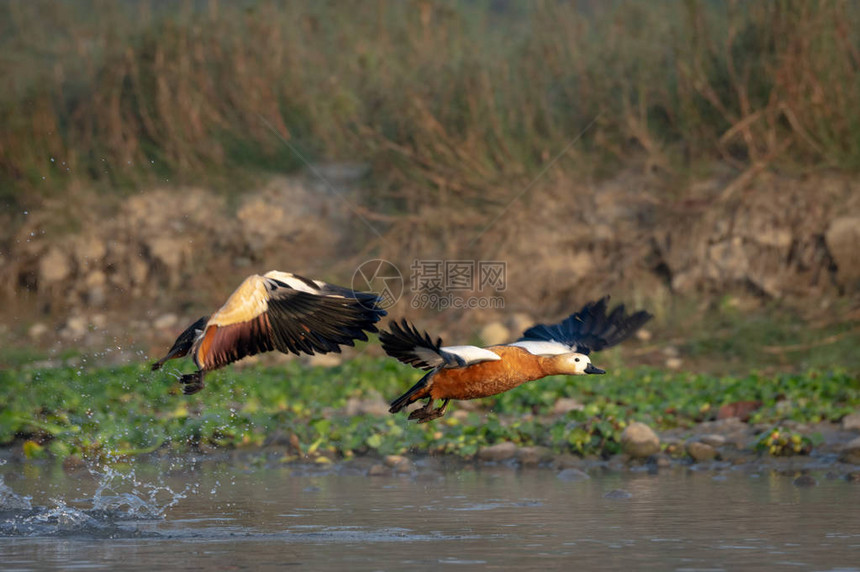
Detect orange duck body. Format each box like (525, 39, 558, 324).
(381, 297, 651, 422)
(423, 346, 555, 401)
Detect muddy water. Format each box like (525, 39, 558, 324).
(1, 457, 859, 571)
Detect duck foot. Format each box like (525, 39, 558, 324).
(179, 371, 205, 395)
(408, 399, 450, 423)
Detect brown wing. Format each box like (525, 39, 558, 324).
(195, 273, 385, 370)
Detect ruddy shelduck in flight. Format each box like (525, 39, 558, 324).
(381, 297, 652, 422)
(152, 271, 386, 394)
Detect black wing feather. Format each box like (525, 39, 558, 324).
(266, 287, 386, 356)
(519, 297, 652, 355)
(379, 319, 444, 370)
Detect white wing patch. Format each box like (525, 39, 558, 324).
(412, 346, 446, 368)
(441, 345, 501, 366)
(508, 340, 573, 356)
(264, 271, 322, 295)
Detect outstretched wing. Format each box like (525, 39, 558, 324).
(380, 319, 500, 370)
(195, 272, 386, 370)
(515, 297, 652, 355)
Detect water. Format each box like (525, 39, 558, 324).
(2, 456, 859, 571)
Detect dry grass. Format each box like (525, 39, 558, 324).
(2, 1, 860, 212)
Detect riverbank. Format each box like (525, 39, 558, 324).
(2, 357, 858, 475)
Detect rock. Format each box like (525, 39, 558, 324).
(38, 246, 72, 287)
(699, 434, 726, 448)
(635, 328, 652, 342)
(665, 357, 683, 370)
(368, 464, 389, 476)
(557, 468, 590, 482)
(84, 270, 107, 306)
(147, 236, 188, 273)
(551, 398, 584, 415)
(717, 400, 762, 421)
(839, 436, 860, 465)
(507, 313, 534, 335)
(620, 422, 661, 458)
(842, 412, 860, 432)
(383, 455, 407, 468)
(479, 321, 510, 346)
(603, 489, 632, 500)
(825, 216, 860, 292)
(61, 315, 88, 339)
(553, 454, 584, 470)
(128, 256, 149, 285)
(392, 458, 414, 473)
(516, 446, 552, 467)
(686, 441, 718, 462)
(708, 238, 749, 281)
(28, 322, 49, 340)
(721, 449, 755, 466)
(477, 441, 518, 462)
(72, 234, 106, 268)
(793, 475, 818, 488)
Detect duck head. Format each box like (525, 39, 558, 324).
(551, 352, 606, 376)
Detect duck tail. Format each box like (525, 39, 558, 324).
(389, 371, 433, 413)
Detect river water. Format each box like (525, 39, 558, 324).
(1, 455, 859, 571)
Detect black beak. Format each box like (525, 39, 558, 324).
(584, 363, 605, 375)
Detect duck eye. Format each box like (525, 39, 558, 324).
(574, 357, 580, 362)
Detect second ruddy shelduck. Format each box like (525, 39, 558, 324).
(152, 271, 386, 394)
(381, 297, 652, 422)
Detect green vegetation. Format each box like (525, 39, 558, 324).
(4, 1, 860, 208)
(2, 357, 857, 462)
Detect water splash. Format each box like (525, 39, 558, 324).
(89, 463, 188, 519)
(0, 476, 32, 511)
(0, 463, 189, 538)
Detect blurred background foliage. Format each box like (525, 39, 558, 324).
(1, 0, 859, 375)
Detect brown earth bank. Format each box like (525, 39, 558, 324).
(1, 165, 859, 361)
